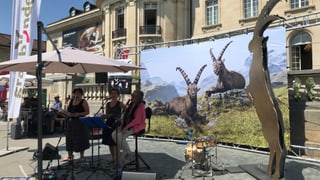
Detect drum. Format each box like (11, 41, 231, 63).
(184, 143, 204, 163)
(195, 136, 215, 149)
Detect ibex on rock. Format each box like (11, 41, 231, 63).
(165, 64, 207, 132)
(205, 41, 246, 97)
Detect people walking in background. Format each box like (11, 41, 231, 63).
(102, 88, 126, 167)
(61, 88, 90, 163)
(112, 90, 146, 167)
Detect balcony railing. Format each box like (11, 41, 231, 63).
(139, 25, 162, 35)
(112, 28, 126, 39)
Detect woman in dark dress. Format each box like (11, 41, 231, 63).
(102, 88, 125, 166)
(61, 88, 90, 162)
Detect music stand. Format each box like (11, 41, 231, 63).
(80, 117, 107, 167)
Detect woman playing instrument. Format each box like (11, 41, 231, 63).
(112, 90, 146, 167)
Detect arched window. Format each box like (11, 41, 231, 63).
(290, 32, 312, 70)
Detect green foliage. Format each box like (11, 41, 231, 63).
(306, 77, 315, 101)
(145, 86, 290, 149)
(146, 115, 188, 139)
(293, 78, 301, 101)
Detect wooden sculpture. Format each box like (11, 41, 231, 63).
(246, 0, 287, 179)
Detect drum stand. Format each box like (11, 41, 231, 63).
(192, 135, 217, 178)
(210, 132, 225, 174)
(189, 132, 196, 176)
(181, 131, 197, 177)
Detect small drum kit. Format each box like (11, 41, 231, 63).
(184, 136, 216, 171)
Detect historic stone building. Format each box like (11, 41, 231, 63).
(44, 0, 319, 153)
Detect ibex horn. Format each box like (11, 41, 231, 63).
(210, 48, 217, 62)
(193, 64, 207, 84)
(217, 41, 233, 60)
(176, 67, 191, 85)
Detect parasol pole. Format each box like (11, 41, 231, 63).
(36, 21, 44, 180)
(36, 21, 60, 180)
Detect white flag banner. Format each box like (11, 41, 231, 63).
(8, 0, 41, 119)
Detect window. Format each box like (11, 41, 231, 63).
(290, 32, 312, 70)
(206, 0, 218, 26)
(290, 0, 309, 9)
(141, 3, 158, 34)
(117, 8, 124, 29)
(71, 10, 76, 17)
(85, 4, 91, 12)
(144, 3, 157, 26)
(243, 0, 258, 18)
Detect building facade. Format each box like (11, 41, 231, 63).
(46, 1, 320, 86)
(45, 0, 319, 151)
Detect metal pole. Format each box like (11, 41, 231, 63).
(37, 21, 43, 180)
(6, 120, 9, 151)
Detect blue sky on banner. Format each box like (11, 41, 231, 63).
(0, 0, 95, 35)
(141, 27, 286, 96)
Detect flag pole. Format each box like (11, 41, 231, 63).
(6, 120, 9, 151)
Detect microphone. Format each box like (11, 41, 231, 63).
(72, 96, 77, 106)
(126, 99, 131, 106)
(121, 99, 131, 119)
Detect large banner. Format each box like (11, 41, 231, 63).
(8, 0, 41, 119)
(62, 22, 105, 84)
(141, 27, 288, 147)
(62, 22, 104, 55)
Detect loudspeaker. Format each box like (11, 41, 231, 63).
(95, 73, 108, 83)
(43, 143, 59, 160)
(10, 122, 22, 139)
(122, 172, 158, 180)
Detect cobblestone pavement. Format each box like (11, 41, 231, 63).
(1, 121, 320, 180)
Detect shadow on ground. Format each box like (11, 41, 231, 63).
(49, 152, 185, 179)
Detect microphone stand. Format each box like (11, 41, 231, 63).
(114, 99, 131, 179)
(79, 97, 110, 180)
(94, 98, 109, 117)
(114, 126, 121, 180)
(93, 97, 109, 167)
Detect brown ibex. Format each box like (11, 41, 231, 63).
(165, 64, 207, 132)
(205, 41, 246, 97)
